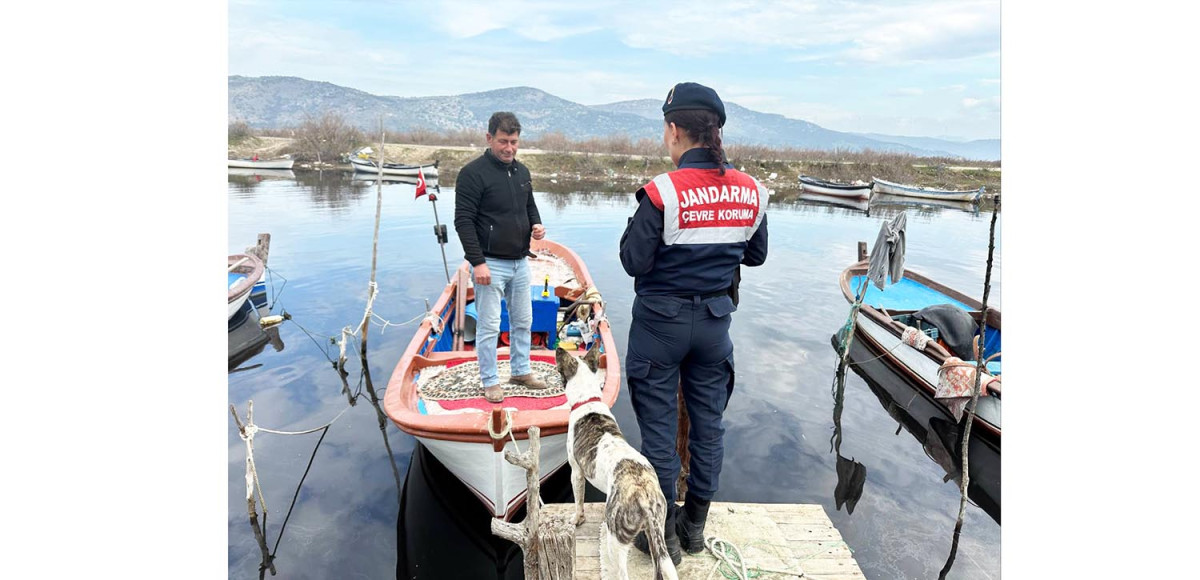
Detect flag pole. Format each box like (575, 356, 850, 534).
(421, 161, 451, 284)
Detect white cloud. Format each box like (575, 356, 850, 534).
(432, 1, 606, 41)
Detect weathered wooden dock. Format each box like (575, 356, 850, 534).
(541, 501, 865, 579)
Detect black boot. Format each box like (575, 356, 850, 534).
(676, 492, 711, 554)
(634, 503, 683, 565)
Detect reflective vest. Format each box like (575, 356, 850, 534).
(642, 168, 768, 246)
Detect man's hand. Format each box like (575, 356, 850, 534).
(474, 263, 492, 285)
(531, 224, 546, 240)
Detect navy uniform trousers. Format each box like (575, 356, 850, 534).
(626, 293, 737, 504)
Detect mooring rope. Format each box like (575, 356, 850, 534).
(703, 536, 809, 579)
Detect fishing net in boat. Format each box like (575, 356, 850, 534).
(417, 357, 565, 401)
(528, 250, 582, 292)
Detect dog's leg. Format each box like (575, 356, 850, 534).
(614, 540, 632, 580)
(570, 458, 586, 525)
(599, 522, 612, 579)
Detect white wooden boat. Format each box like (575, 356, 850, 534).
(228, 157, 294, 170)
(384, 240, 618, 519)
(871, 177, 984, 202)
(799, 175, 872, 199)
(349, 158, 439, 178)
(228, 253, 265, 320)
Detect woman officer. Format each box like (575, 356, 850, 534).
(620, 82, 769, 562)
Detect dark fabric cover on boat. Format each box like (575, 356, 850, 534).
(866, 212, 906, 290)
(915, 304, 977, 360)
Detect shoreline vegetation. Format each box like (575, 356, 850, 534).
(229, 116, 1001, 199)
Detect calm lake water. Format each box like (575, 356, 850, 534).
(228, 169, 1002, 579)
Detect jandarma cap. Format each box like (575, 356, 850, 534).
(662, 82, 726, 127)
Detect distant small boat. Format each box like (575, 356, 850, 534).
(228, 253, 265, 320)
(799, 175, 871, 199)
(872, 177, 983, 202)
(350, 158, 439, 178)
(228, 157, 294, 170)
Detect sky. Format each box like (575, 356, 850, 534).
(229, 0, 1001, 141)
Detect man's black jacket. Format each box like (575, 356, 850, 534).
(454, 149, 542, 266)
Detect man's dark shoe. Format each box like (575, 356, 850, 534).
(676, 492, 711, 554)
(633, 503, 683, 565)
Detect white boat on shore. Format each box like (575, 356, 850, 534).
(228, 157, 295, 170)
(872, 177, 984, 202)
(350, 158, 439, 178)
(799, 175, 872, 199)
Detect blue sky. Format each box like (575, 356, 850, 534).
(230, 0, 1000, 141)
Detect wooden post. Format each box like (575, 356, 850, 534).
(490, 426, 575, 580)
(857, 241, 867, 262)
(248, 233, 271, 266)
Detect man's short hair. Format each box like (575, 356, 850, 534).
(488, 112, 522, 136)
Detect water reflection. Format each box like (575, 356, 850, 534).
(397, 442, 603, 579)
(228, 288, 284, 372)
(836, 333, 1001, 524)
(869, 192, 992, 218)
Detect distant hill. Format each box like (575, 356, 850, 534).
(853, 133, 1001, 162)
(229, 76, 999, 161)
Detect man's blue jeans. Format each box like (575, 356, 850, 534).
(472, 258, 533, 387)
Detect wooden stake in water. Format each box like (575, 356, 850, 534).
(360, 119, 386, 357)
(938, 200, 999, 580)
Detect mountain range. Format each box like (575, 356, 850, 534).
(229, 75, 999, 161)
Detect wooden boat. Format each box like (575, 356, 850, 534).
(383, 239, 619, 519)
(839, 258, 1001, 439)
(228, 157, 295, 170)
(228, 253, 265, 320)
(799, 175, 872, 199)
(872, 177, 984, 202)
(349, 157, 439, 178)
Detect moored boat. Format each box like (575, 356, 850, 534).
(228, 157, 295, 170)
(350, 157, 440, 178)
(799, 175, 872, 199)
(228, 253, 265, 320)
(872, 177, 984, 202)
(838, 258, 1001, 440)
(383, 239, 619, 519)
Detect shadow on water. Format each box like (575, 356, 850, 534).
(833, 332, 1001, 525)
(396, 442, 604, 579)
(228, 284, 285, 372)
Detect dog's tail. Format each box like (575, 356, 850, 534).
(645, 512, 679, 580)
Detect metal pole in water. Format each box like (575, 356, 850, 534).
(431, 177, 451, 284)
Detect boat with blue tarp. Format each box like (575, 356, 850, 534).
(839, 258, 1001, 438)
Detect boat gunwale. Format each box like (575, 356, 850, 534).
(838, 261, 1002, 437)
(384, 239, 620, 443)
(228, 253, 265, 305)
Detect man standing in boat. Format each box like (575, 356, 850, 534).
(620, 82, 769, 563)
(454, 112, 549, 403)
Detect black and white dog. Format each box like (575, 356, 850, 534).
(558, 344, 678, 580)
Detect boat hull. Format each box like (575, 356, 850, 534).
(872, 178, 982, 202)
(418, 432, 569, 519)
(228, 158, 295, 170)
(799, 176, 871, 199)
(349, 158, 440, 178)
(228, 253, 265, 321)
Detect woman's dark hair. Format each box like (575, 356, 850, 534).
(664, 109, 727, 175)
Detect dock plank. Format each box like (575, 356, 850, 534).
(541, 501, 864, 579)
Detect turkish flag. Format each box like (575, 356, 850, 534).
(415, 166, 427, 198)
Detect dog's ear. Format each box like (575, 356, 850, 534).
(556, 346, 579, 381)
(582, 341, 601, 373)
